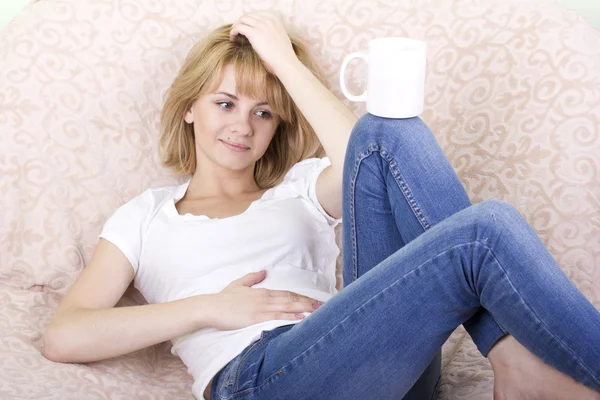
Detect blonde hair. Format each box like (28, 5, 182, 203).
(159, 23, 328, 189)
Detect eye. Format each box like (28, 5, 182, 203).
(216, 101, 272, 120)
(256, 110, 272, 120)
(217, 101, 233, 110)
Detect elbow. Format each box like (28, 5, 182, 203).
(42, 325, 74, 363)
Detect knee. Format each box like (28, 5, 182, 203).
(351, 113, 424, 136)
(349, 113, 378, 143)
(476, 199, 521, 220)
(470, 199, 528, 238)
(349, 113, 430, 147)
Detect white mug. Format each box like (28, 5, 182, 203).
(339, 37, 427, 119)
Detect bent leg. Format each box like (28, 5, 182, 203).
(342, 113, 506, 357)
(221, 201, 600, 399)
(338, 114, 506, 398)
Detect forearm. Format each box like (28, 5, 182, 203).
(43, 294, 213, 363)
(274, 58, 356, 171)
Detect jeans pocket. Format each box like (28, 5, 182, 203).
(220, 330, 270, 391)
(220, 356, 240, 390)
(220, 325, 295, 397)
(229, 337, 270, 395)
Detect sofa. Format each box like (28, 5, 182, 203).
(1, 0, 599, 398)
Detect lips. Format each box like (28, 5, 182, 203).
(220, 140, 250, 151)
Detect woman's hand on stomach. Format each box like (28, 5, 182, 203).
(207, 270, 324, 330)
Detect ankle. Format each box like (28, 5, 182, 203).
(488, 335, 600, 400)
(487, 334, 514, 370)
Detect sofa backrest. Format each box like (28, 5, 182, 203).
(1, 0, 598, 308)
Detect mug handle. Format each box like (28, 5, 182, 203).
(339, 51, 368, 102)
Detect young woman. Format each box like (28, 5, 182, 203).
(43, 11, 600, 400)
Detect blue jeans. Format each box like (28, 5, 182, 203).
(209, 114, 600, 399)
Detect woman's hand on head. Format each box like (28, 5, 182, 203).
(229, 11, 298, 76)
(208, 270, 324, 331)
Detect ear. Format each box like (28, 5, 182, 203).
(184, 103, 195, 124)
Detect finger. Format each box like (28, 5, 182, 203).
(265, 299, 312, 311)
(255, 11, 287, 28)
(236, 15, 257, 26)
(229, 22, 252, 40)
(239, 13, 264, 23)
(230, 15, 258, 38)
(264, 312, 305, 321)
(267, 290, 309, 300)
(235, 13, 271, 30)
(240, 10, 288, 31)
(265, 290, 290, 297)
(238, 13, 279, 31)
(230, 12, 285, 41)
(268, 293, 323, 309)
(252, 10, 282, 22)
(276, 291, 323, 306)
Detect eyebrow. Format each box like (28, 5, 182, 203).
(214, 91, 269, 107)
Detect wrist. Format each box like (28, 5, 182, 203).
(273, 57, 305, 82)
(188, 294, 215, 330)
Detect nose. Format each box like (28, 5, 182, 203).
(228, 111, 253, 136)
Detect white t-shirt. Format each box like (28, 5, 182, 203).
(98, 157, 342, 399)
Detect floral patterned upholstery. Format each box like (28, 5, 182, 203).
(1, 0, 598, 398)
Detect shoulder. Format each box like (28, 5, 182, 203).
(141, 178, 188, 203)
(108, 179, 185, 219)
(284, 157, 331, 181)
(281, 157, 342, 227)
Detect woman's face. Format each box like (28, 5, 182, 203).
(184, 64, 280, 172)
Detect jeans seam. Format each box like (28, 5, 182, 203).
(477, 241, 600, 387)
(488, 312, 507, 334)
(380, 145, 431, 232)
(350, 144, 432, 284)
(221, 365, 233, 390)
(350, 149, 368, 283)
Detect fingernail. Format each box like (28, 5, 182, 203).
(313, 303, 319, 309)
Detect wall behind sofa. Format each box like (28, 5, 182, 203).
(1, 0, 599, 32)
(554, 0, 599, 28)
(0, 0, 29, 31)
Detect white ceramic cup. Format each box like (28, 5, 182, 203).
(339, 37, 427, 119)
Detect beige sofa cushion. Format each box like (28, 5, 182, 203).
(1, 0, 598, 398)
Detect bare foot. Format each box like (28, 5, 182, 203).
(487, 334, 600, 400)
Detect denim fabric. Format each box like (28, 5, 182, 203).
(209, 114, 600, 400)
